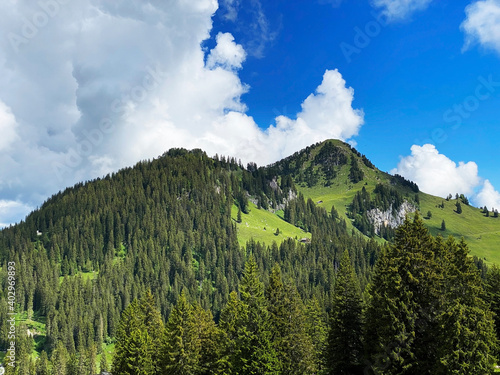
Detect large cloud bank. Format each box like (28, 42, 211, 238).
(0, 0, 364, 226)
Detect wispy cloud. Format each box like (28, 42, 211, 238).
(0, 200, 33, 229)
(461, 0, 500, 55)
(318, 0, 344, 8)
(219, 0, 280, 58)
(220, 0, 240, 22)
(372, 0, 433, 21)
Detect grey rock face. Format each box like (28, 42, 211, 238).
(366, 201, 416, 234)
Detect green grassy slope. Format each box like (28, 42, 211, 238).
(418, 193, 500, 263)
(230, 138, 499, 263)
(301, 184, 500, 263)
(231, 202, 310, 247)
(262, 139, 500, 264)
(295, 164, 391, 234)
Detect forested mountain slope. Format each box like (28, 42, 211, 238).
(258, 139, 500, 262)
(0, 145, 380, 372)
(0, 140, 498, 374)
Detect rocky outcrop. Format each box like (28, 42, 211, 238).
(274, 189, 297, 212)
(247, 178, 297, 213)
(366, 200, 416, 234)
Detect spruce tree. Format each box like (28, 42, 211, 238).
(237, 207, 242, 223)
(112, 294, 160, 375)
(192, 303, 222, 374)
(266, 265, 315, 374)
(238, 256, 279, 374)
(436, 237, 497, 374)
(305, 297, 328, 372)
(219, 291, 247, 374)
(112, 300, 153, 375)
(485, 265, 500, 346)
(139, 290, 164, 373)
(365, 214, 440, 374)
(35, 350, 51, 375)
(51, 341, 68, 375)
(99, 351, 109, 374)
(77, 349, 89, 375)
(366, 215, 497, 374)
(441, 219, 446, 231)
(88, 344, 97, 375)
(162, 291, 201, 374)
(326, 250, 364, 375)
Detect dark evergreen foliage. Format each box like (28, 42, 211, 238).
(365, 215, 497, 374)
(349, 155, 364, 184)
(391, 174, 419, 192)
(0, 141, 497, 374)
(326, 250, 364, 375)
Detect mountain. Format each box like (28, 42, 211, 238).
(238, 139, 499, 263)
(0, 140, 498, 373)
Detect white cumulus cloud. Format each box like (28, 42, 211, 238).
(372, 0, 433, 21)
(268, 69, 364, 160)
(476, 180, 500, 210)
(391, 144, 481, 198)
(206, 32, 247, 70)
(0, 0, 364, 227)
(461, 0, 500, 55)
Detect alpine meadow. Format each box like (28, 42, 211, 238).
(1, 140, 500, 374)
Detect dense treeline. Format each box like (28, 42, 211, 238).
(111, 216, 500, 375)
(0, 146, 382, 374)
(1, 150, 244, 356)
(264, 140, 375, 188)
(11, 215, 497, 374)
(391, 174, 419, 193)
(1, 142, 499, 374)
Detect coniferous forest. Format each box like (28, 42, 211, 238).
(1, 142, 500, 374)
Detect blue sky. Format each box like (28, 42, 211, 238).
(0, 0, 499, 226)
(213, 0, 500, 187)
